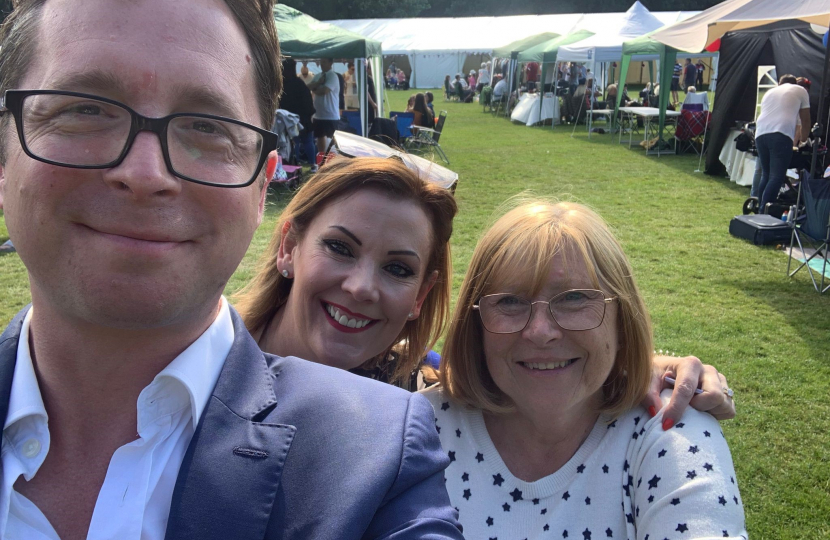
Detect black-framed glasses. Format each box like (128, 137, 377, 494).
(0, 90, 279, 188)
(473, 289, 617, 334)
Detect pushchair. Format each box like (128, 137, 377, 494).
(270, 109, 304, 189)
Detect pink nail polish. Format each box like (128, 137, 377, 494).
(662, 418, 674, 430)
(648, 406, 657, 418)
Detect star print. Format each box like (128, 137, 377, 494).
(704, 463, 714, 471)
(634, 416, 641, 425)
(441, 401, 450, 410)
(623, 460, 629, 471)
(456, 429, 461, 437)
(632, 432, 639, 440)
(486, 516, 494, 527)
(704, 430, 711, 437)
(670, 498, 680, 506)
(658, 449, 667, 458)
(463, 489, 471, 500)
(447, 451, 455, 462)
(606, 528, 613, 537)
(476, 452, 484, 463)
(602, 464, 609, 473)
(730, 476, 735, 484)
(435, 425, 441, 433)
(688, 445, 700, 454)
(532, 498, 539, 505)
(675, 422, 685, 428)
(544, 524, 550, 532)
(626, 513, 634, 524)
(510, 488, 523, 501)
(563, 531, 569, 538)
(636, 506, 640, 517)
(502, 503, 510, 512)
(461, 472, 469, 482)
(647, 475, 661, 489)
(718, 496, 727, 506)
(582, 528, 592, 540)
(562, 491, 570, 501)
(607, 420, 617, 428)
(648, 495, 654, 503)
(577, 464, 586, 473)
(722, 531, 729, 537)
(623, 483, 631, 497)
(541, 508, 547, 515)
(676, 523, 688, 533)
(492, 474, 504, 486)
(686, 470, 697, 479)
(637, 477, 642, 487)
(585, 496, 591, 505)
(733, 495, 739, 505)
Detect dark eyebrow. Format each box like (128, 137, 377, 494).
(330, 226, 362, 246)
(48, 70, 242, 120)
(388, 250, 420, 260)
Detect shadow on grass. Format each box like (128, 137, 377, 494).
(720, 273, 830, 364)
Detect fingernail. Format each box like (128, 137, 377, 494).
(648, 406, 657, 418)
(662, 418, 674, 431)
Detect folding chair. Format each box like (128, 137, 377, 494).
(443, 79, 458, 101)
(389, 111, 415, 143)
(674, 109, 710, 156)
(341, 110, 362, 135)
(406, 111, 449, 165)
(787, 176, 830, 293)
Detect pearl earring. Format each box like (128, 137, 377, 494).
(282, 270, 289, 278)
(408, 312, 414, 319)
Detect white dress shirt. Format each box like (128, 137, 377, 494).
(0, 298, 234, 540)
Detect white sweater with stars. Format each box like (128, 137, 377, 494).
(421, 386, 747, 540)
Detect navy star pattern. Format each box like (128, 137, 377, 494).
(427, 389, 744, 540)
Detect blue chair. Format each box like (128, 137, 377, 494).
(341, 110, 362, 135)
(389, 111, 415, 140)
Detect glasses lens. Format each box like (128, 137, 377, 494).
(21, 93, 131, 166)
(478, 294, 531, 333)
(167, 116, 264, 186)
(549, 290, 607, 331)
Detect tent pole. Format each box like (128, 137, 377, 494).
(695, 111, 711, 173)
(809, 38, 830, 180)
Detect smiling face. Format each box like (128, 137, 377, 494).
(0, 0, 270, 329)
(277, 188, 435, 369)
(481, 246, 619, 420)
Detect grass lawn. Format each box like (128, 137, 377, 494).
(2, 89, 829, 538)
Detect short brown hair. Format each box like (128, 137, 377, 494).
(234, 157, 457, 384)
(439, 200, 653, 418)
(0, 0, 281, 160)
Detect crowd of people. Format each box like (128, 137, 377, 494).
(0, 0, 752, 538)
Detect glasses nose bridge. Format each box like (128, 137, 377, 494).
(525, 298, 561, 329)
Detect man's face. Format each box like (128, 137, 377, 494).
(320, 58, 333, 71)
(0, 0, 270, 329)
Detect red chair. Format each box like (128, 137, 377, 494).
(675, 109, 711, 156)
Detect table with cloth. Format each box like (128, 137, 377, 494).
(510, 92, 559, 126)
(718, 128, 756, 187)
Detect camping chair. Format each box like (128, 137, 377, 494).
(389, 111, 415, 143)
(341, 110, 362, 135)
(406, 111, 449, 165)
(674, 109, 711, 156)
(787, 176, 830, 293)
(444, 79, 458, 101)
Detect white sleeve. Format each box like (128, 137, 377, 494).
(324, 72, 339, 93)
(799, 86, 810, 109)
(628, 400, 747, 539)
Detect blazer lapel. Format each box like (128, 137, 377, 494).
(165, 308, 296, 540)
(0, 307, 29, 428)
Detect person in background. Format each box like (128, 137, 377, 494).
(526, 61, 540, 92)
(386, 68, 395, 88)
(477, 62, 491, 92)
(397, 69, 407, 90)
(755, 74, 811, 211)
(682, 58, 696, 93)
(455, 74, 473, 103)
(299, 60, 315, 86)
(493, 74, 508, 103)
(425, 91, 435, 115)
(411, 93, 434, 128)
(695, 59, 706, 89)
(425, 200, 746, 540)
(279, 58, 317, 170)
(307, 57, 341, 156)
(468, 70, 477, 90)
(366, 62, 379, 125)
(343, 61, 358, 109)
(794, 77, 813, 145)
(671, 60, 682, 106)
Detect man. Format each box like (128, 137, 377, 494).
(695, 59, 706, 89)
(278, 58, 316, 169)
(306, 57, 340, 157)
(492, 75, 508, 102)
(671, 60, 682, 106)
(755, 74, 811, 211)
(682, 58, 696, 92)
(0, 1, 464, 539)
(299, 61, 315, 86)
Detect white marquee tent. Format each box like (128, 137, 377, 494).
(327, 6, 698, 88)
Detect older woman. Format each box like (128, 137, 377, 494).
(236, 158, 735, 423)
(424, 200, 746, 539)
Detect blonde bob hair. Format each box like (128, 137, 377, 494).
(439, 200, 653, 418)
(234, 156, 457, 384)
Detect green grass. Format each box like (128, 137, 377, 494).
(2, 89, 829, 538)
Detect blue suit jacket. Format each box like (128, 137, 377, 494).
(0, 307, 464, 540)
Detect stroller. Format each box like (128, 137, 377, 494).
(739, 122, 800, 217)
(270, 109, 304, 189)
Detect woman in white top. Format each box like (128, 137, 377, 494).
(423, 200, 746, 539)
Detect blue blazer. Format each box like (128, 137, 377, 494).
(0, 307, 464, 540)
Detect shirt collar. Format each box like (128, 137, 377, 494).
(149, 296, 234, 430)
(5, 309, 47, 431)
